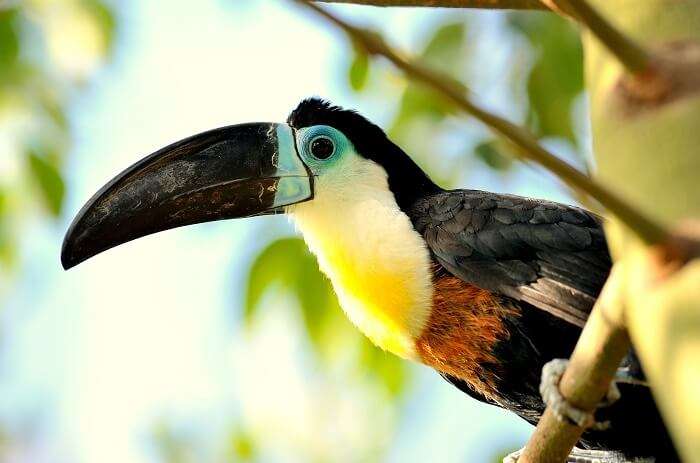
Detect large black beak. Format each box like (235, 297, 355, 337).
(61, 123, 312, 269)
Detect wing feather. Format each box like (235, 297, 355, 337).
(410, 190, 611, 327)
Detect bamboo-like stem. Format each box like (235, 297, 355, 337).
(519, 266, 629, 462)
(548, 0, 651, 74)
(296, 0, 670, 246)
(315, 0, 547, 9)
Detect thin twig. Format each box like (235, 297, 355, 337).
(547, 0, 651, 74)
(296, 0, 670, 246)
(315, 0, 547, 9)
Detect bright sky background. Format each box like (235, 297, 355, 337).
(0, 0, 583, 461)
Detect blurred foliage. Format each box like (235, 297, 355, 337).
(390, 21, 465, 134)
(245, 237, 409, 398)
(0, 0, 115, 278)
(474, 139, 515, 172)
(348, 45, 370, 91)
(151, 420, 261, 463)
(152, 421, 198, 463)
(0, 0, 115, 458)
(226, 428, 258, 462)
(27, 150, 65, 216)
(343, 11, 585, 183)
(246, 237, 340, 350)
(509, 12, 583, 145)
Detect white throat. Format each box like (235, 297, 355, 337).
(288, 160, 433, 359)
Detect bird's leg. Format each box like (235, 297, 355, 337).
(539, 359, 621, 430)
(501, 361, 654, 463)
(503, 447, 653, 463)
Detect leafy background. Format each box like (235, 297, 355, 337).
(0, 1, 587, 462)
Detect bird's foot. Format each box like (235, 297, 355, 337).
(540, 359, 621, 430)
(503, 447, 653, 463)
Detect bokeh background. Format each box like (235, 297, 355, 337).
(0, 1, 592, 461)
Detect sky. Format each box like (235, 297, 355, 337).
(0, 1, 555, 461)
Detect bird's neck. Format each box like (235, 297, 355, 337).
(288, 173, 433, 359)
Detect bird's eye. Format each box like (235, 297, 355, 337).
(309, 136, 335, 160)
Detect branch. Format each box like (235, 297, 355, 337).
(547, 0, 656, 76)
(296, 0, 671, 246)
(519, 266, 629, 462)
(315, 0, 547, 9)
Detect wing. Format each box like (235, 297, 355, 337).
(410, 190, 611, 327)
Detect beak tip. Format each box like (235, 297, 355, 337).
(60, 242, 78, 270)
(61, 255, 76, 270)
(61, 228, 86, 270)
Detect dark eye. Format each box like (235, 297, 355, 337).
(309, 136, 335, 160)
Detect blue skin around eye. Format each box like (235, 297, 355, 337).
(295, 125, 351, 173)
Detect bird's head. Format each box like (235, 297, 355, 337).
(61, 98, 438, 269)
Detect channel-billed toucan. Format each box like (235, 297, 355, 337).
(62, 99, 677, 462)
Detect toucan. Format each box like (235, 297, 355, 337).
(62, 98, 677, 462)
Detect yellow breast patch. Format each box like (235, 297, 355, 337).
(288, 159, 433, 359)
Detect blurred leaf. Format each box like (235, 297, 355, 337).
(474, 139, 514, 171)
(509, 13, 583, 143)
(40, 90, 69, 130)
(395, 86, 449, 125)
(27, 151, 65, 216)
(245, 238, 299, 322)
(0, 188, 15, 269)
(359, 338, 408, 397)
(348, 48, 369, 91)
(246, 237, 339, 349)
(421, 22, 465, 70)
(81, 0, 117, 54)
(152, 421, 195, 463)
(0, 9, 20, 80)
(226, 428, 257, 462)
(390, 22, 466, 136)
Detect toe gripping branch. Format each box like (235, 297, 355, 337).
(540, 359, 621, 431)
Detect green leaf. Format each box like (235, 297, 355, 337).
(245, 238, 303, 323)
(40, 91, 69, 130)
(359, 337, 407, 397)
(474, 139, 514, 171)
(245, 237, 339, 350)
(509, 13, 583, 143)
(296, 252, 339, 346)
(81, 0, 117, 55)
(0, 188, 15, 269)
(421, 22, 466, 71)
(27, 152, 65, 216)
(226, 428, 257, 462)
(389, 22, 467, 137)
(0, 9, 20, 81)
(348, 49, 369, 91)
(151, 421, 195, 463)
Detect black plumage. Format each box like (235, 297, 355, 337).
(411, 190, 610, 327)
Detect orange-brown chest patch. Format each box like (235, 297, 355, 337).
(415, 270, 518, 401)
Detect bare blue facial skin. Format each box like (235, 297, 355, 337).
(271, 124, 313, 209)
(293, 125, 351, 174)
